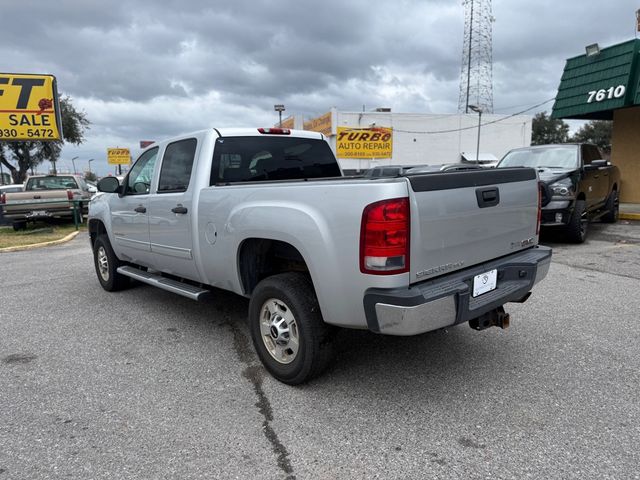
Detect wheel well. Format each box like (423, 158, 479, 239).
(238, 239, 309, 295)
(88, 219, 107, 247)
(577, 192, 586, 201)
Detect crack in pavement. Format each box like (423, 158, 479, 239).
(224, 316, 296, 480)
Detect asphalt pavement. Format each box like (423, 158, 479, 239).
(1, 222, 639, 479)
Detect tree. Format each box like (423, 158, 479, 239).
(84, 171, 97, 182)
(531, 111, 570, 145)
(571, 120, 613, 155)
(0, 96, 90, 183)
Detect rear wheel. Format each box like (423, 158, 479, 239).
(93, 234, 130, 291)
(12, 221, 27, 231)
(601, 190, 619, 223)
(565, 200, 588, 243)
(248, 272, 336, 385)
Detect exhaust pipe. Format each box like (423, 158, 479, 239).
(469, 306, 510, 331)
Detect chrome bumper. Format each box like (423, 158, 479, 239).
(363, 246, 552, 336)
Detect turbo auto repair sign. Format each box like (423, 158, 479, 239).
(107, 148, 131, 165)
(336, 127, 393, 159)
(0, 73, 62, 141)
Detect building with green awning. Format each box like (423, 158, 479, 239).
(552, 39, 640, 202)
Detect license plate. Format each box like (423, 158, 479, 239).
(472, 269, 497, 297)
(29, 210, 47, 216)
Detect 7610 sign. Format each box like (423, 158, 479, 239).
(587, 85, 626, 103)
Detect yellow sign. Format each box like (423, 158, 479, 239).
(0, 73, 62, 141)
(336, 127, 393, 159)
(304, 112, 332, 136)
(107, 148, 131, 165)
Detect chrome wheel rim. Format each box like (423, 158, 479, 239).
(97, 246, 110, 282)
(259, 298, 299, 365)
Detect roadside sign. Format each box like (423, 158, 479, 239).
(336, 127, 393, 159)
(107, 148, 131, 165)
(0, 73, 63, 141)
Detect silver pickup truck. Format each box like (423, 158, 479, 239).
(89, 128, 551, 384)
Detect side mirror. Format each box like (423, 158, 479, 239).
(97, 176, 121, 193)
(591, 159, 608, 168)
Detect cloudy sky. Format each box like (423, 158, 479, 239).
(1, 0, 638, 175)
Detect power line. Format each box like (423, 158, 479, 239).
(393, 97, 555, 135)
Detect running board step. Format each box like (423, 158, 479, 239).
(117, 266, 210, 301)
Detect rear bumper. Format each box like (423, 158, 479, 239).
(363, 246, 552, 336)
(2, 209, 75, 221)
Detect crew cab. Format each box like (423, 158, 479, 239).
(497, 144, 620, 242)
(0, 174, 91, 230)
(89, 128, 552, 384)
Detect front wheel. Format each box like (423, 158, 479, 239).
(248, 273, 336, 385)
(93, 234, 130, 291)
(565, 200, 588, 243)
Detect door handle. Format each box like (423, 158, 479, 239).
(134, 206, 147, 213)
(171, 205, 188, 214)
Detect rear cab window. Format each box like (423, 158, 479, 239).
(26, 176, 79, 190)
(210, 136, 341, 184)
(158, 138, 197, 193)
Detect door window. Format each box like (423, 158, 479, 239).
(158, 138, 197, 193)
(125, 147, 159, 195)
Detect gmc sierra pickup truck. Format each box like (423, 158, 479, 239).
(1, 174, 91, 230)
(497, 144, 620, 243)
(89, 128, 552, 384)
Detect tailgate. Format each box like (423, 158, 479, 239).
(3, 192, 71, 213)
(407, 168, 539, 284)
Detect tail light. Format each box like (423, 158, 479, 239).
(537, 182, 542, 235)
(360, 197, 410, 275)
(0, 193, 5, 204)
(66, 190, 74, 200)
(258, 128, 291, 135)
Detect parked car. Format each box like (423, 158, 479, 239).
(0, 174, 92, 230)
(496, 144, 620, 243)
(89, 127, 551, 384)
(0, 184, 24, 226)
(362, 165, 429, 177)
(404, 163, 487, 174)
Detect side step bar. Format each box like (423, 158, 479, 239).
(117, 266, 210, 301)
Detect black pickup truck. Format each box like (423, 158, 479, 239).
(497, 144, 620, 243)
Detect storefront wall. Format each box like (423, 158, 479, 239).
(611, 106, 640, 203)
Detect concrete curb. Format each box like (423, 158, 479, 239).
(619, 213, 640, 221)
(0, 230, 81, 253)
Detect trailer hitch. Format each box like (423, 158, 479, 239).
(469, 306, 510, 331)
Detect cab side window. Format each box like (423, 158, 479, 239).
(158, 138, 197, 193)
(125, 147, 159, 195)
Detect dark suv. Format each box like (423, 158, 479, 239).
(497, 144, 620, 243)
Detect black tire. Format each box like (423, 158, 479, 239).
(248, 272, 336, 385)
(93, 234, 130, 291)
(12, 221, 27, 231)
(601, 190, 619, 223)
(565, 199, 588, 243)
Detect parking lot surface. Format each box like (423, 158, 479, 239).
(1, 222, 639, 479)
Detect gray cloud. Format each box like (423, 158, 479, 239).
(1, 0, 638, 174)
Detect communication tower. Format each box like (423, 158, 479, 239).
(458, 0, 494, 113)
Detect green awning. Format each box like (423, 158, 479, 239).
(552, 39, 640, 120)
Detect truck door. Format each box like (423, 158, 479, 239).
(109, 147, 159, 266)
(581, 144, 608, 207)
(148, 137, 200, 281)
